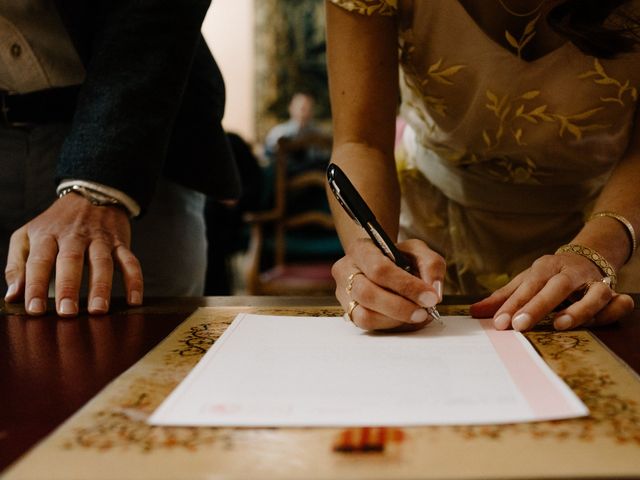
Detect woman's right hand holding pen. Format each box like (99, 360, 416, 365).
(333, 237, 445, 331)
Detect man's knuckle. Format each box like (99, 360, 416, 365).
(91, 280, 112, 293)
(56, 280, 78, 297)
(60, 231, 89, 245)
(91, 252, 114, 265)
(57, 250, 84, 262)
(90, 239, 111, 251)
(26, 256, 53, 270)
(42, 233, 58, 245)
(4, 263, 21, 277)
(122, 256, 141, 271)
(25, 281, 49, 295)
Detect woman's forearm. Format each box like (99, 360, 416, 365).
(325, 1, 400, 253)
(328, 142, 401, 254)
(571, 167, 640, 271)
(571, 136, 640, 272)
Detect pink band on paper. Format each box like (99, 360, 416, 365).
(479, 319, 577, 418)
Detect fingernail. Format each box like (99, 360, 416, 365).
(60, 298, 78, 315)
(494, 312, 511, 330)
(418, 291, 438, 308)
(28, 298, 46, 314)
(410, 308, 429, 323)
(554, 314, 573, 331)
(512, 312, 531, 331)
(90, 297, 109, 313)
(433, 280, 443, 301)
(5, 283, 17, 299)
(129, 290, 142, 305)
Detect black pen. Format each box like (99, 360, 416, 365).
(326, 163, 440, 320)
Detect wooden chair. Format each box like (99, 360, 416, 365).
(243, 134, 342, 295)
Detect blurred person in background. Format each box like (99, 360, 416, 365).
(265, 91, 331, 174)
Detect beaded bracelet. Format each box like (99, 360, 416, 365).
(588, 211, 636, 263)
(555, 243, 617, 290)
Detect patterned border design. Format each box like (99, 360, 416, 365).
(57, 307, 640, 453)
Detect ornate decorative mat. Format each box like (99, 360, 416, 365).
(4, 306, 640, 479)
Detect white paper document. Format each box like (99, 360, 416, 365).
(149, 314, 588, 427)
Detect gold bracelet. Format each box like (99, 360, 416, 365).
(555, 243, 617, 290)
(588, 211, 637, 263)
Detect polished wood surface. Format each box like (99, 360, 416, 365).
(1, 295, 638, 473)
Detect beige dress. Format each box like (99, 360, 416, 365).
(330, 0, 640, 294)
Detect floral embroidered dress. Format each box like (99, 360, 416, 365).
(329, 0, 640, 293)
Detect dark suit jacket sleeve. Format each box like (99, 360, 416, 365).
(55, 0, 215, 211)
(163, 37, 241, 202)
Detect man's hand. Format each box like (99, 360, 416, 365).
(4, 193, 143, 316)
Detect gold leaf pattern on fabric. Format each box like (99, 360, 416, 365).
(328, 0, 397, 16)
(579, 59, 639, 106)
(401, 48, 466, 118)
(504, 14, 540, 59)
(401, 55, 631, 190)
(428, 61, 466, 86)
(483, 80, 612, 151)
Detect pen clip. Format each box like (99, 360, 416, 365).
(366, 222, 396, 261)
(328, 180, 361, 227)
(368, 222, 413, 272)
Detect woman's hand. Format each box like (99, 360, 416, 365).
(333, 238, 445, 331)
(470, 252, 634, 331)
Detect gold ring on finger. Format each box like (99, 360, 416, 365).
(581, 276, 613, 297)
(601, 276, 613, 289)
(345, 270, 365, 297)
(345, 300, 359, 323)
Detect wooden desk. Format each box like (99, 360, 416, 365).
(1, 296, 639, 478)
(0, 296, 336, 472)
